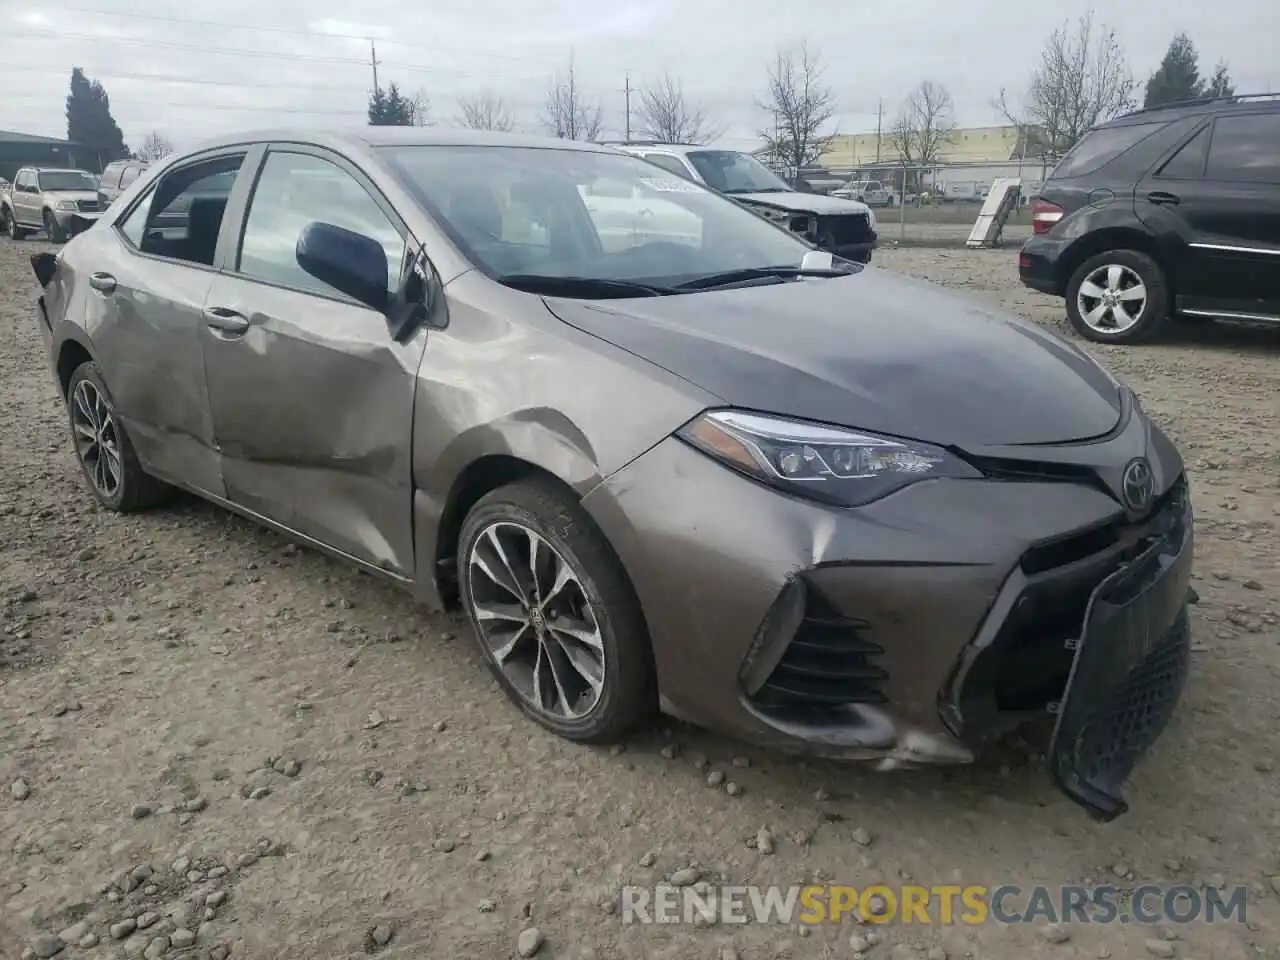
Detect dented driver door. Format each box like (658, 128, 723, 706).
(198, 145, 426, 578)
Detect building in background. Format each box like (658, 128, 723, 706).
(802, 124, 1058, 199)
(0, 130, 80, 182)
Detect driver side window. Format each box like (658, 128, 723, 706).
(237, 151, 406, 302)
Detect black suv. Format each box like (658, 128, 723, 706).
(1019, 94, 1280, 343)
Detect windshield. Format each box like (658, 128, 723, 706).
(38, 171, 98, 192)
(380, 145, 813, 287)
(685, 150, 791, 194)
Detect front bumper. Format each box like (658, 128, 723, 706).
(584, 418, 1192, 816)
(1018, 233, 1067, 296)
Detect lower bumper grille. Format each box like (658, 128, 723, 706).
(76, 199, 101, 212)
(748, 584, 887, 711)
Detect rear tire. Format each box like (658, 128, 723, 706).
(1065, 249, 1169, 344)
(457, 478, 657, 744)
(66, 361, 174, 512)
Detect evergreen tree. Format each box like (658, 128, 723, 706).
(1205, 61, 1235, 98)
(1144, 34, 1203, 107)
(367, 83, 417, 125)
(65, 68, 130, 171)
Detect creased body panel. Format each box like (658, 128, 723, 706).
(201, 274, 427, 576)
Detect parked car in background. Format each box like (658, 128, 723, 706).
(832, 179, 896, 206)
(98, 159, 148, 206)
(608, 141, 878, 263)
(31, 128, 1193, 821)
(1020, 92, 1280, 343)
(1, 166, 102, 241)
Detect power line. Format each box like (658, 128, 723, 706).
(2, 91, 366, 116)
(0, 64, 372, 94)
(39, 3, 542, 66)
(3, 27, 555, 82)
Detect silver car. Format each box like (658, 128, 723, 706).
(2, 166, 103, 241)
(29, 129, 1194, 820)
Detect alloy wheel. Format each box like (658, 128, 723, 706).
(70, 379, 122, 499)
(1076, 264, 1147, 334)
(466, 520, 607, 720)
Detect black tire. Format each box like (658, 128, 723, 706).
(66, 361, 173, 512)
(457, 478, 656, 743)
(3, 206, 27, 240)
(1065, 249, 1169, 344)
(43, 209, 67, 243)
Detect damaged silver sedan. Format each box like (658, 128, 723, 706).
(31, 129, 1194, 820)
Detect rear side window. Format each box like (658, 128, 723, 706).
(1156, 126, 1210, 179)
(644, 154, 694, 179)
(118, 155, 244, 266)
(1051, 122, 1165, 179)
(1206, 114, 1280, 183)
(120, 165, 142, 188)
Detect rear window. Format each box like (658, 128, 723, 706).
(1051, 122, 1166, 179)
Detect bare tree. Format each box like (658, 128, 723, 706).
(409, 90, 432, 127)
(888, 80, 956, 168)
(996, 10, 1136, 157)
(136, 131, 174, 162)
(757, 42, 837, 174)
(457, 92, 515, 132)
(542, 54, 603, 141)
(636, 73, 718, 144)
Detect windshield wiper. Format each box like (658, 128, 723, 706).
(497, 274, 674, 298)
(672, 265, 854, 291)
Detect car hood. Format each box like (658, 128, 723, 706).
(43, 190, 99, 201)
(729, 191, 872, 216)
(543, 268, 1123, 448)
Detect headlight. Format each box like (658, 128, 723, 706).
(866, 207, 877, 230)
(55, 200, 77, 211)
(677, 410, 981, 507)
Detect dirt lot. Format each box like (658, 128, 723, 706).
(2, 237, 1278, 960)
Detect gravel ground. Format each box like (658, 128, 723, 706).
(2, 237, 1278, 960)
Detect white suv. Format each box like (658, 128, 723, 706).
(832, 179, 896, 206)
(608, 143, 878, 263)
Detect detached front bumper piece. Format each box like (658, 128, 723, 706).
(1049, 493, 1194, 821)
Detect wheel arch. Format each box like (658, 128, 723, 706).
(56, 335, 96, 399)
(1056, 227, 1173, 299)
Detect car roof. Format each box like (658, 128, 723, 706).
(1102, 91, 1280, 128)
(180, 127, 624, 157)
(29, 167, 91, 174)
(607, 142, 720, 156)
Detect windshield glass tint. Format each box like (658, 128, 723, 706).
(39, 171, 98, 191)
(686, 150, 790, 193)
(381, 145, 811, 283)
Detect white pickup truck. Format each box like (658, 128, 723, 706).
(0, 166, 103, 242)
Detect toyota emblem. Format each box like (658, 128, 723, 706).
(1121, 458, 1155, 513)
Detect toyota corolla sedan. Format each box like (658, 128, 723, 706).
(30, 128, 1194, 820)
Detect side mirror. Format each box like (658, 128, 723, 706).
(296, 221, 389, 311)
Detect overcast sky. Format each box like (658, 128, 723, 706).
(0, 0, 1275, 152)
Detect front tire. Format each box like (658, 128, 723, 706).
(66, 362, 173, 512)
(1065, 249, 1169, 344)
(43, 210, 67, 243)
(3, 206, 27, 240)
(457, 478, 656, 743)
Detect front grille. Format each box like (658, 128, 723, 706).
(751, 588, 887, 709)
(950, 474, 1189, 734)
(1021, 475, 1187, 575)
(76, 199, 101, 212)
(1068, 616, 1190, 789)
(815, 213, 873, 246)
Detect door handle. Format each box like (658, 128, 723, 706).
(203, 306, 250, 335)
(1147, 191, 1180, 206)
(88, 272, 116, 294)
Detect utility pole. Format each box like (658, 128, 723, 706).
(875, 98, 882, 162)
(369, 40, 381, 94)
(623, 72, 632, 141)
